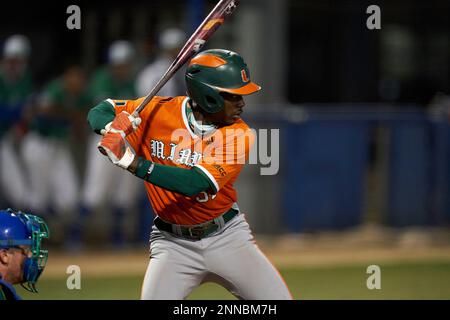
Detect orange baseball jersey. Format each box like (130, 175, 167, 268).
(105, 96, 255, 225)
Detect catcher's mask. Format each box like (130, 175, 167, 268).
(0, 208, 49, 293)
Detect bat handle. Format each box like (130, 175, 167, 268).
(133, 91, 157, 116)
(131, 110, 140, 118)
(98, 145, 107, 156)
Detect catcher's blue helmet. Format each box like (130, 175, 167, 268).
(0, 208, 49, 293)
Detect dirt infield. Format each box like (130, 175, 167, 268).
(43, 224, 450, 279)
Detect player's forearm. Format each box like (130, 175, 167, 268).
(87, 100, 115, 134)
(130, 157, 213, 197)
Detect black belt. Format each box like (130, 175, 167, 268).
(154, 208, 239, 240)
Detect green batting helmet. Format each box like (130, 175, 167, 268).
(185, 49, 261, 113)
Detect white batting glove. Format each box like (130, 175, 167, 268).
(97, 132, 136, 170)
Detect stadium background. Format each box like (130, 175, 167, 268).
(1, 0, 450, 299)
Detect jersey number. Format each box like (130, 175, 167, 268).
(196, 192, 217, 203)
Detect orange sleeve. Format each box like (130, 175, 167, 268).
(194, 126, 255, 193)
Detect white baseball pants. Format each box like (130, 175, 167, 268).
(141, 213, 293, 300)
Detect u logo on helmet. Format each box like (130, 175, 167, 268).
(241, 69, 249, 83)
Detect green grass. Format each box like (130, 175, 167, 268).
(17, 260, 450, 300)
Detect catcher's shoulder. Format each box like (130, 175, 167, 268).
(0, 279, 20, 300)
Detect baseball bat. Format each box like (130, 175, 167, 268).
(131, 0, 240, 117)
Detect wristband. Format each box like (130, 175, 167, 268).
(135, 157, 155, 180)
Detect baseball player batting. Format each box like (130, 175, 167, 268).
(88, 48, 292, 299)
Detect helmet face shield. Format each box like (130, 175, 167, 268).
(21, 251, 48, 293)
(0, 209, 49, 293)
(21, 214, 49, 292)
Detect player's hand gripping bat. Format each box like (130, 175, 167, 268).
(98, 0, 239, 157)
(133, 0, 240, 116)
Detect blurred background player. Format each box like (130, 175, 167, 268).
(74, 40, 140, 249)
(0, 208, 49, 300)
(136, 28, 186, 97)
(0, 35, 33, 209)
(21, 64, 90, 234)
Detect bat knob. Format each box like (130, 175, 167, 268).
(98, 145, 108, 156)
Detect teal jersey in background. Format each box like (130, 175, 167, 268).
(89, 67, 137, 104)
(0, 69, 33, 136)
(31, 78, 92, 139)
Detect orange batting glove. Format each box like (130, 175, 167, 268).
(97, 132, 136, 170)
(101, 111, 141, 137)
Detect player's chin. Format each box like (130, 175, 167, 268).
(217, 116, 239, 127)
(227, 115, 240, 124)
